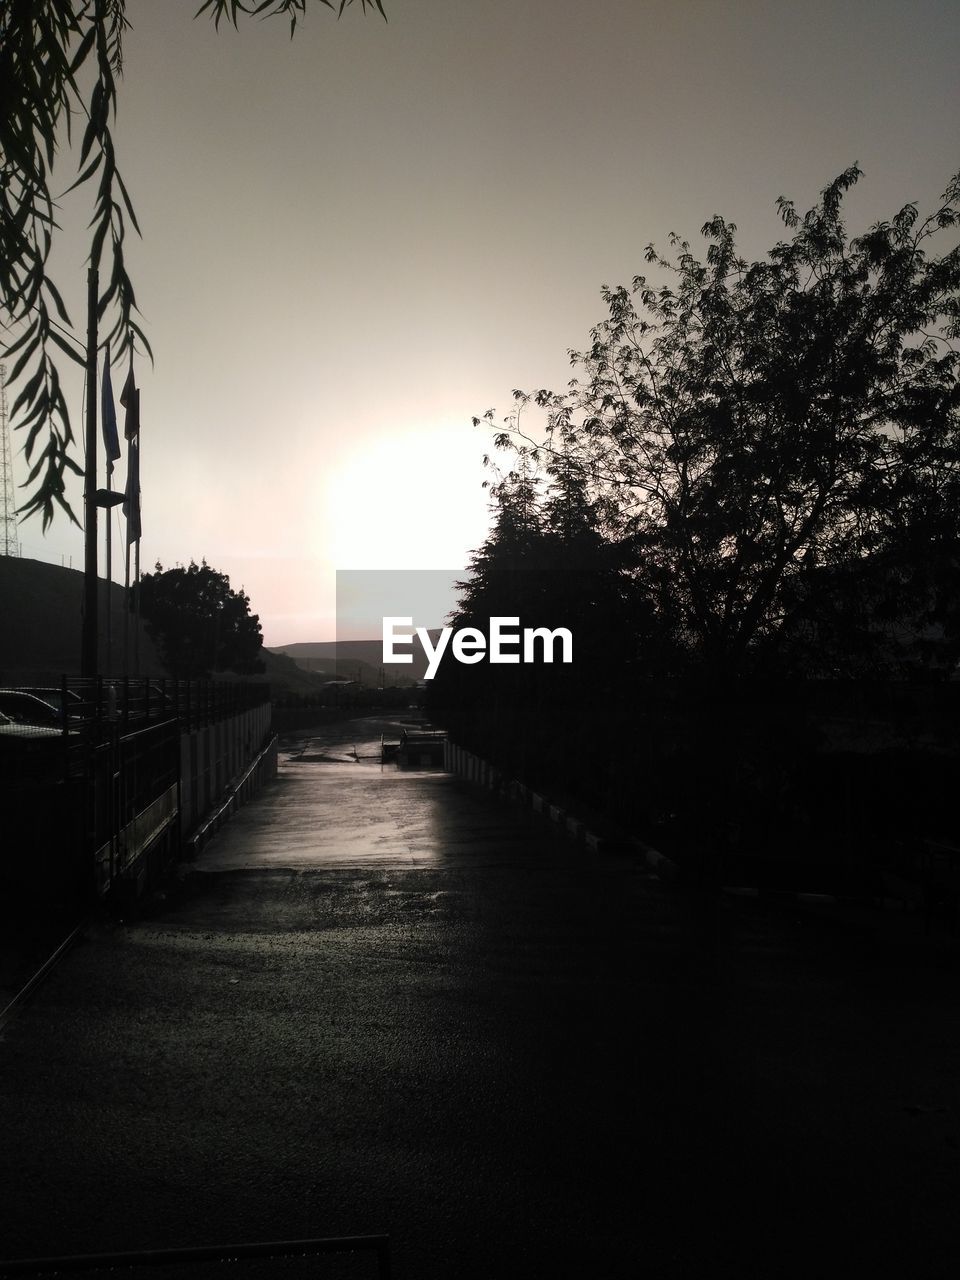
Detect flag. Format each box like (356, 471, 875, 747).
(123, 436, 141, 544)
(120, 364, 140, 440)
(101, 354, 121, 473)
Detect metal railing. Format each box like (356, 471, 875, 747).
(0, 678, 269, 740)
(1, 678, 273, 901)
(0, 1234, 391, 1279)
(0, 678, 271, 782)
(67, 677, 270, 736)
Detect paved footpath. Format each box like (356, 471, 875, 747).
(1, 718, 959, 1279)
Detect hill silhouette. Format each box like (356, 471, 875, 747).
(0, 556, 166, 682)
(269, 634, 443, 684)
(0, 556, 322, 694)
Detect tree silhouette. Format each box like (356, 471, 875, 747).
(429, 441, 647, 793)
(138, 559, 265, 679)
(484, 168, 960, 678)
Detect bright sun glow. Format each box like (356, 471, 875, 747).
(318, 426, 490, 572)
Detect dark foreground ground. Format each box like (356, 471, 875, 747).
(1, 718, 958, 1279)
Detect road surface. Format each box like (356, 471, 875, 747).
(1, 716, 958, 1278)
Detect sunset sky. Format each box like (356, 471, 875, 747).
(11, 0, 960, 644)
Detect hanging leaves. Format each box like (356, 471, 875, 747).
(195, 0, 387, 36)
(1, 0, 147, 528)
(1, 0, 387, 529)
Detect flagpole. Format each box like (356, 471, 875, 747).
(81, 267, 99, 678)
(135, 417, 141, 676)
(100, 345, 121, 677)
(105, 489, 112, 672)
(120, 355, 141, 678)
(134, 534, 141, 676)
(124, 539, 130, 678)
(105, 391, 113, 674)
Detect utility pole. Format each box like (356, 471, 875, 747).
(0, 363, 20, 558)
(81, 267, 99, 677)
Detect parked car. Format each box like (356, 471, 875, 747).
(17, 686, 85, 720)
(0, 708, 84, 776)
(0, 710, 64, 738)
(92, 681, 175, 724)
(0, 689, 63, 728)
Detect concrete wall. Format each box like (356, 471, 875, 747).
(180, 702, 273, 837)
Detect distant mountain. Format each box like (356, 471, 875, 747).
(0, 556, 324, 696)
(0, 556, 166, 682)
(269, 632, 444, 684)
(245, 648, 330, 697)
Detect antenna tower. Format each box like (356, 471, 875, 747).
(0, 363, 21, 557)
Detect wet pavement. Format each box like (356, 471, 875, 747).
(1, 715, 959, 1278)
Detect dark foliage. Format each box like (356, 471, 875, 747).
(432, 171, 960, 884)
(475, 167, 960, 680)
(137, 559, 265, 679)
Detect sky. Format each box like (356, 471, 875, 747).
(9, 0, 960, 644)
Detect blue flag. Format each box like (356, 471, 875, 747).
(123, 436, 141, 543)
(120, 364, 140, 440)
(101, 354, 121, 473)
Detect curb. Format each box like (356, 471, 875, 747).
(443, 738, 682, 876)
(0, 917, 89, 1034)
(443, 748, 880, 907)
(637, 840, 682, 883)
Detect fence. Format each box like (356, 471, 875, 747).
(1, 679, 273, 903)
(0, 1234, 391, 1279)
